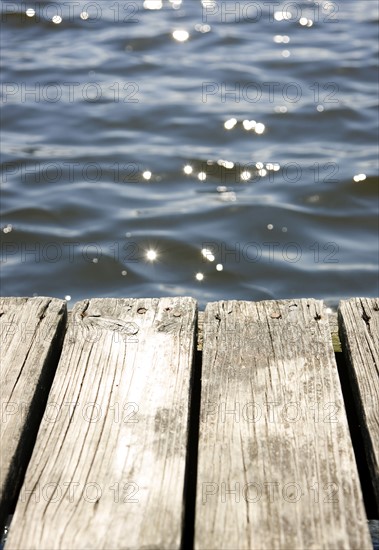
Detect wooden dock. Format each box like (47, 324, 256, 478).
(0, 296, 378, 550)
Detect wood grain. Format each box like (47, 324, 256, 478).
(195, 299, 371, 550)
(6, 297, 197, 550)
(198, 311, 341, 352)
(0, 297, 66, 530)
(338, 297, 379, 509)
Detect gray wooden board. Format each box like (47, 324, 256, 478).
(6, 297, 197, 550)
(195, 299, 372, 550)
(0, 297, 66, 529)
(199, 311, 342, 352)
(338, 297, 379, 509)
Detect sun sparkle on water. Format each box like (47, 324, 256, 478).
(146, 250, 158, 261)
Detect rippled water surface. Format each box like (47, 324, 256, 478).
(1, 0, 378, 307)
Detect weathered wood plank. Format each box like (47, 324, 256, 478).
(338, 297, 379, 509)
(198, 310, 342, 352)
(6, 297, 197, 550)
(0, 297, 66, 530)
(195, 299, 371, 550)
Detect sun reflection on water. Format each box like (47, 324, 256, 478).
(143, 0, 162, 10)
(172, 29, 189, 42)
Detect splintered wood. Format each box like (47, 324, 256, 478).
(339, 297, 379, 509)
(195, 299, 372, 550)
(6, 297, 197, 550)
(0, 297, 66, 529)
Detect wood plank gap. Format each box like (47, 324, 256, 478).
(338, 297, 379, 513)
(181, 337, 202, 550)
(334, 351, 378, 518)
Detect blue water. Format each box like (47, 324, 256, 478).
(1, 0, 378, 308)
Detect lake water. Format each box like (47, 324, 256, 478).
(1, 0, 378, 308)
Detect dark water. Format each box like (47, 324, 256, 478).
(1, 0, 378, 308)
